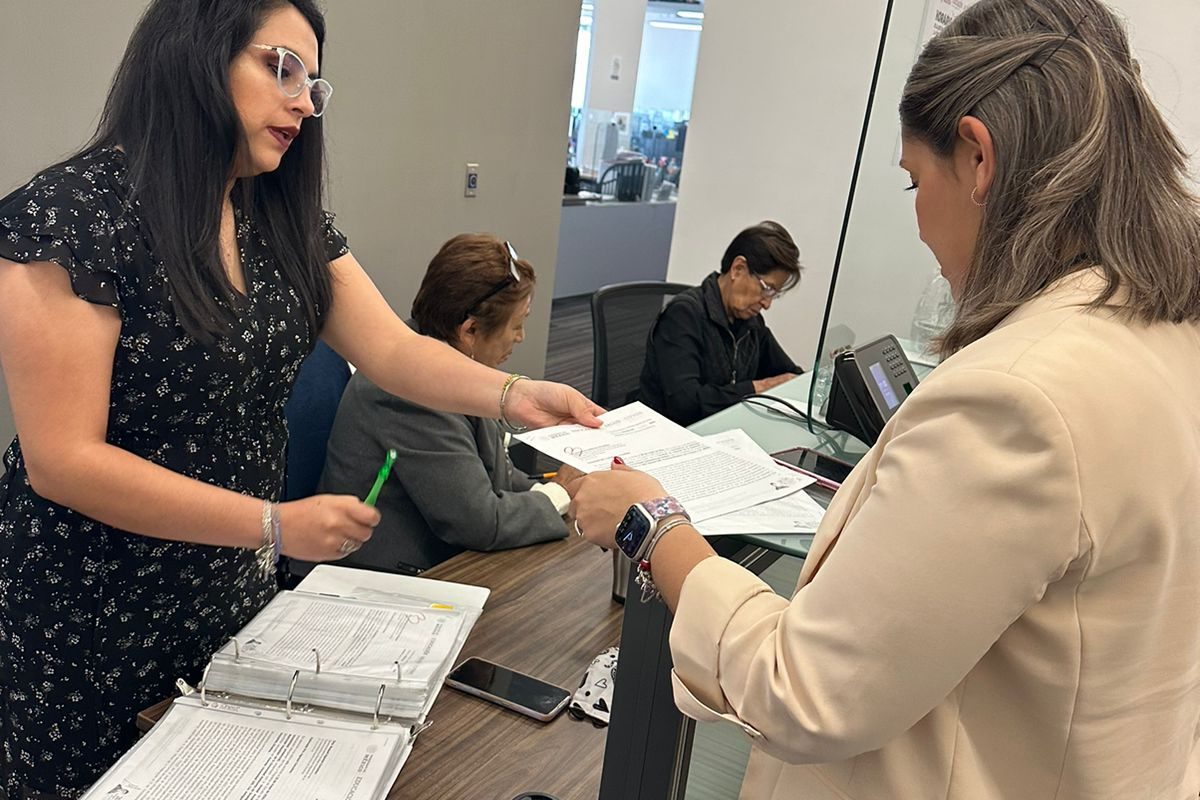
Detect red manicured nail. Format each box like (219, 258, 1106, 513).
(612, 456, 625, 466)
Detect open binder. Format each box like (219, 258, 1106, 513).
(82, 565, 490, 800)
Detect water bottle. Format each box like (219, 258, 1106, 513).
(810, 358, 834, 415)
(910, 272, 956, 357)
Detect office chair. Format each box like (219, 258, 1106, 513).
(282, 340, 352, 501)
(279, 341, 352, 587)
(590, 281, 691, 408)
(597, 160, 646, 202)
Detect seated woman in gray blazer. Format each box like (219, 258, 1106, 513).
(317, 234, 580, 573)
(571, 0, 1200, 798)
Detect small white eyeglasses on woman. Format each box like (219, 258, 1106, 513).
(251, 44, 333, 117)
(756, 276, 785, 300)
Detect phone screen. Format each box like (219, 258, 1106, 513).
(773, 448, 853, 484)
(446, 658, 570, 719)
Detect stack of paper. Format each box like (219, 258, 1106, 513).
(81, 568, 489, 800)
(83, 697, 413, 800)
(693, 430, 827, 536)
(204, 592, 467, 722)
(515, 402, 827, 534)
(516, 402, 812, 523)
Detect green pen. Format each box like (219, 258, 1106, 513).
(364, 448, 397, 506)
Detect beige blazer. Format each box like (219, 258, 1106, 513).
(670, 270, 1200, 799)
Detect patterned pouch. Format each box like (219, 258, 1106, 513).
(568, 646, 619, 727)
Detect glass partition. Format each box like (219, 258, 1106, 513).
(597, 5, 990, 799)
(807, 1, 984, 424)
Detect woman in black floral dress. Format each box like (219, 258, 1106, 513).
(0, 1, 600, 797)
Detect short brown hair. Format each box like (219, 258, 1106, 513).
(720, 221, 803, 291)
(411, 234, 536, 343)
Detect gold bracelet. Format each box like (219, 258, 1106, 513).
(499, 373, 529, 432)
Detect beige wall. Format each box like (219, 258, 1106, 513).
(0, 0, 580, 448)
(669, 0, 1200, 372)
(666, 0, 891, 369)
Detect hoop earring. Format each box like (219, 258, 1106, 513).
(971, 186, 987, 208)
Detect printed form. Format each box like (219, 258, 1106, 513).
(231, 593, 463, 684)
(694, 430, 826, 535)
(82, 698, 409, 800)
(515, 403, 806, 522)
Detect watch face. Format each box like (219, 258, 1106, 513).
(615, 505, 653, 560)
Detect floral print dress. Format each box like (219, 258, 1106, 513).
(0, 147, 348, 798)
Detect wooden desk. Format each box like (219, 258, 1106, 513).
(391, 535, 622, 799)
(138, 536, 621, 798)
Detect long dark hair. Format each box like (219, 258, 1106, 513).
(85, 0, 333, 343)
(901, 0, 1200, 356)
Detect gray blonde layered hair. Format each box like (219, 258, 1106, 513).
(900, 0, 1200, 356)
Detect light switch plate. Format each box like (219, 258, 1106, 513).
(465, 163, 479, 197)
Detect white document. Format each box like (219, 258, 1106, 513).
(699, 429, 805, 473)
(693, 491, 826, 536)
(692, 430, 827, 536)
(82, 697, 410, 800)
(232, 592, 462, 684)
(296, 565, 491, 612)
(293, 568, 488, 724)
(515, 403, 806, 522)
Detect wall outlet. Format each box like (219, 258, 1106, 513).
(465, 163, 479, 197)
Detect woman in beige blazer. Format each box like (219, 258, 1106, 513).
(571, 0, 1200, 797)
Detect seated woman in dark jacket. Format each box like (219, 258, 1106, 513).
(317, 234, 580, 573)
(639, 221, 804, 425)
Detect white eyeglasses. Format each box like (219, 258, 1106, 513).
(756, 276, 785, 300)
(250, 44, 334, 117)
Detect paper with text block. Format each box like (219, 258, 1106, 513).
(692, 430, 826, 535)
(82, 697, 410, 800)
(515, 403, 805, 522)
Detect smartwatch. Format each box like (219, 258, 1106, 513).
(614, 496, 689, 562)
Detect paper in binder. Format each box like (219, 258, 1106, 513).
(81, 566, 489, 800)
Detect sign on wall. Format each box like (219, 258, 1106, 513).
(918, 0, 983, 51)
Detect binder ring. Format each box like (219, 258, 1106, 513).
(229, 637, 241, 662)
(199, 663, 212, 707)
(286, 669, 300, 719)
(313, 648, 321, 675)
(372, 684, 387, 730)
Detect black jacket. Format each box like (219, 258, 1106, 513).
(639, 272, 801, 425)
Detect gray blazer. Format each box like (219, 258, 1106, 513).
(315, 371, 567, 573)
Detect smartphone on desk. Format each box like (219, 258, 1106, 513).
(772, 447, 854, 489)
(445, 657, 571, 722)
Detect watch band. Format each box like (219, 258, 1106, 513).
(639, 496, 690, 522)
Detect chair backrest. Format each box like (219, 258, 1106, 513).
(591, 281, 692, 408)
(598, 160, 646, 202)
(283, 341, 351, 500)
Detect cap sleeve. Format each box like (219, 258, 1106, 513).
(322, 210, 349, 263)
(0, 168, 121, 309)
